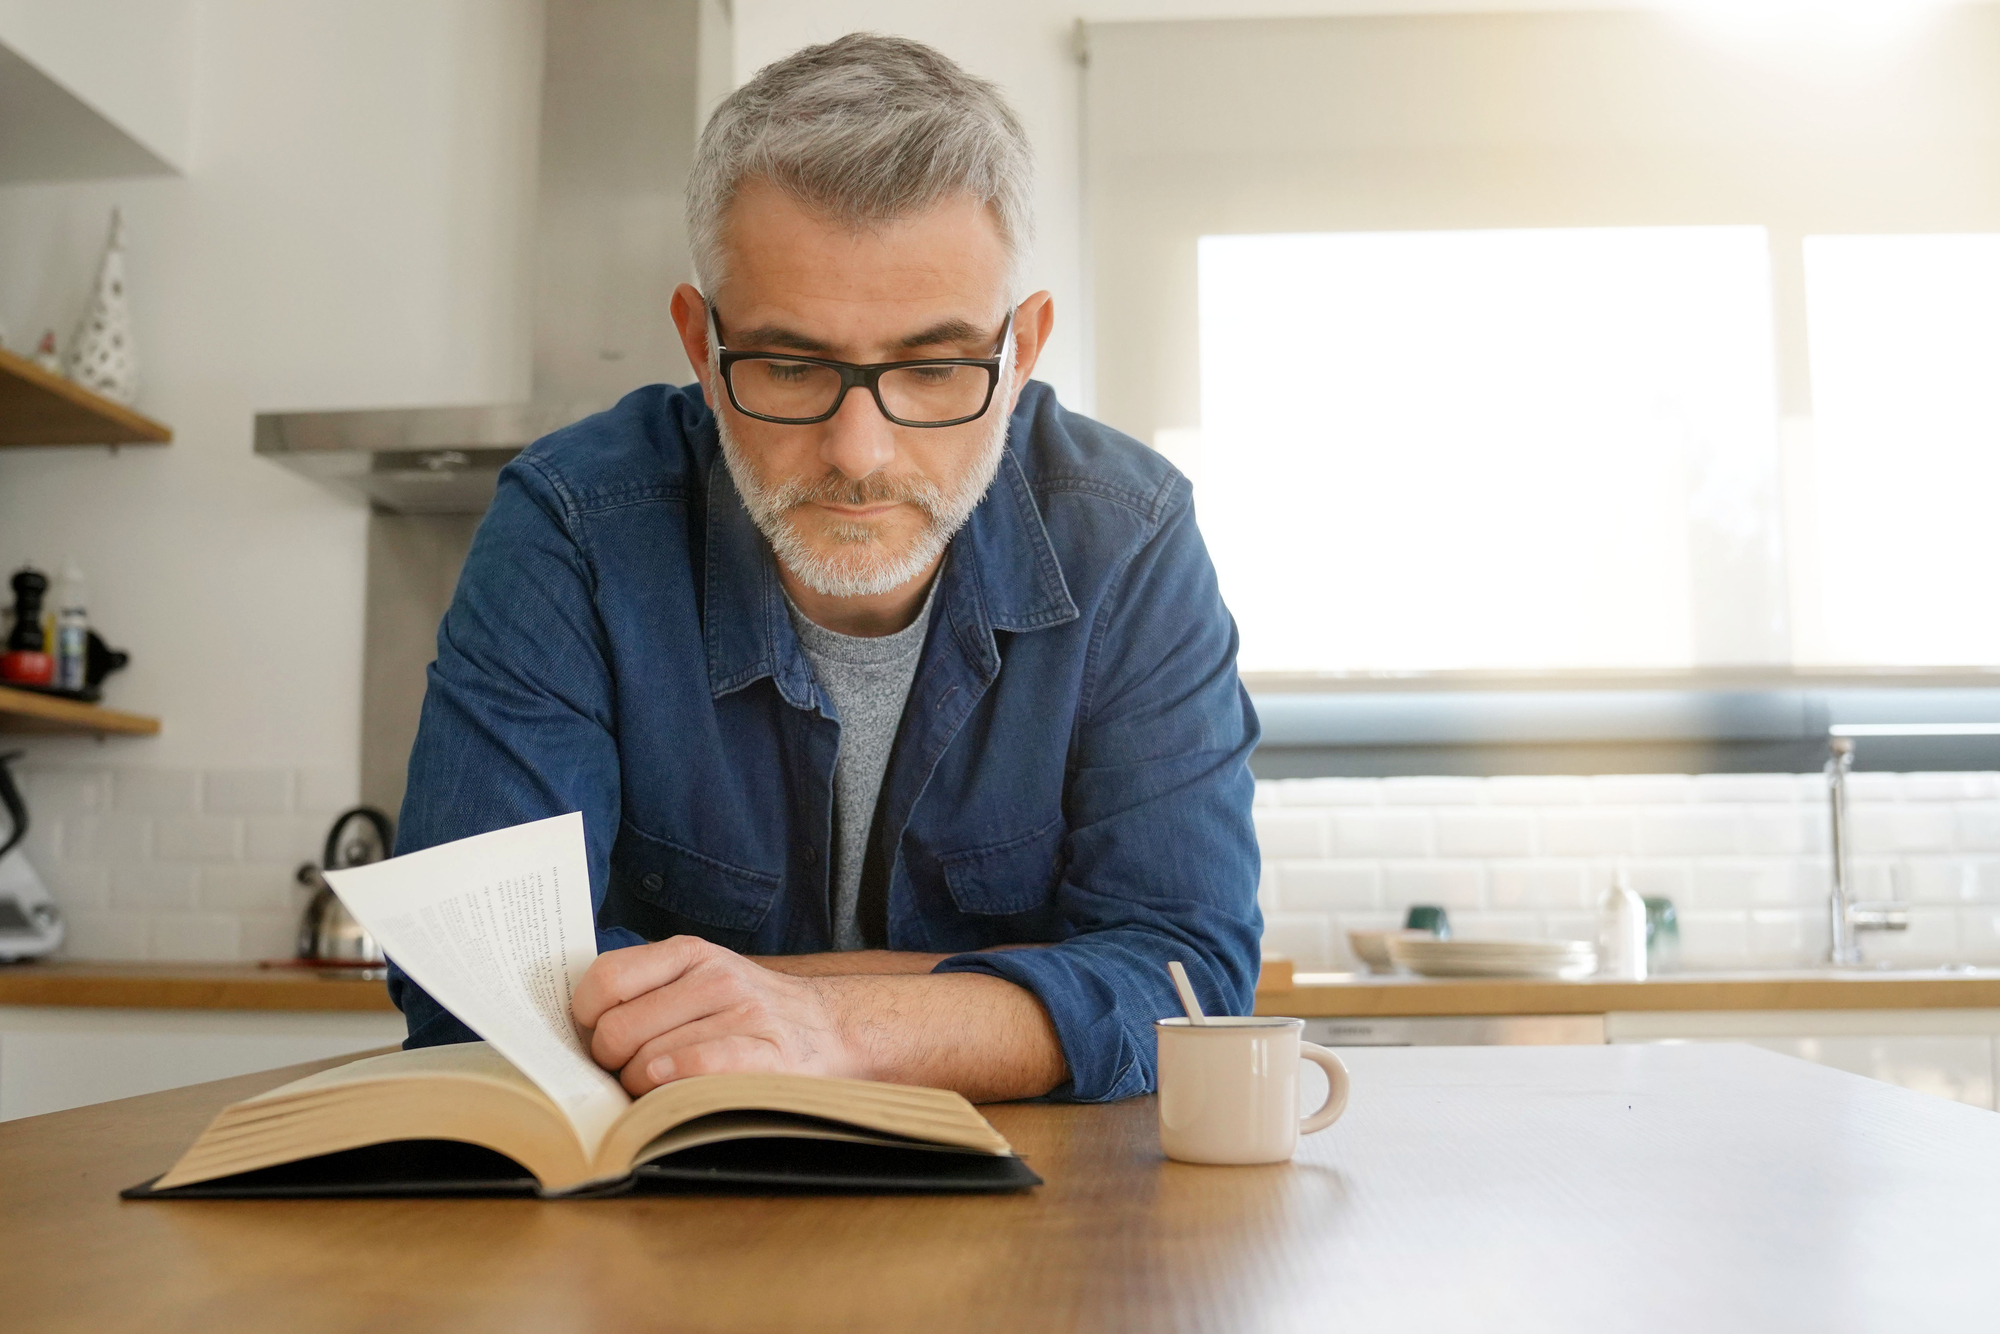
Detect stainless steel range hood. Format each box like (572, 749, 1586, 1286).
(255, 0, 701, 514)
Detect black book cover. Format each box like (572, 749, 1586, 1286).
(123, 1136, 1042, 1200)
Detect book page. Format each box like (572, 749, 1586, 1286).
(324, 812, 629, 1158)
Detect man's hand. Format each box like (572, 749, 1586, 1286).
(571, 935, 1069, 1101)
(572, 936, 862, 1095)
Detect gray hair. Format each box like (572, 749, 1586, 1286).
(687, 33, 1035, 300)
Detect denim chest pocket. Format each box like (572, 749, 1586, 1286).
(939, 816, 1068, 917)
(616, 828, 779, 939)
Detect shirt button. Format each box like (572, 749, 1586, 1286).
(641, 872, 663, 892)
(804, 847, 818, 866)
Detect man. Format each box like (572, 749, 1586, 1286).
(392, 33, 1260, 1104)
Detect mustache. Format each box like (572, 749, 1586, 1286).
(766, 469, 947, 517)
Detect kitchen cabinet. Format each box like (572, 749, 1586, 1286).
(1606, 1008, 2000, 1110)
(0, 1005, 405, 1120)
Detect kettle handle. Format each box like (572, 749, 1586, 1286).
(0, 751, 27, 861)
(323, 805, 395, 871)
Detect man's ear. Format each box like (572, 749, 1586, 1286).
(1007, 290, 1056, 404)
(671, 283, 714, 399)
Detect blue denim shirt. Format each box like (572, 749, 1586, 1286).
(390, 379, 1261, 1102)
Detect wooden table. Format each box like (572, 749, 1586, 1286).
(5, 1044, 1998, 1332)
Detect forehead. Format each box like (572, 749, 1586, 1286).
(715, 180, 1010, 336)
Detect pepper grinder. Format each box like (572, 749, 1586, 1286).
(2, 568, 53, 686)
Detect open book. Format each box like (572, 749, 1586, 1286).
(127, 814, 1038, 1198)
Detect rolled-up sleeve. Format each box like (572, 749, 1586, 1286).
(388, 455, 642, 1048)
(933, 484, 1262, 1101)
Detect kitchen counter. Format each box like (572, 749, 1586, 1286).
(1254, 968, 2000, 1017)
(5, 1042, 1996, 1330)
(0, 962, 396, 1012)
(9, 960, 1997, 1017)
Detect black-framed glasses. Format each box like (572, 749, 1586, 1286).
(709, 304, 1013, 427)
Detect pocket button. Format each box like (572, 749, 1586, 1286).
(642, 872, 664, 892)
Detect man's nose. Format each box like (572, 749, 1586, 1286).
(817, 383, 897, 480)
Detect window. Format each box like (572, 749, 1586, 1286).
(1195, 226, 1781, 675)
(1797, 235, 2000, 667)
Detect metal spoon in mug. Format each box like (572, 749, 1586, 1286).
(1167, 960, 1208, 1025)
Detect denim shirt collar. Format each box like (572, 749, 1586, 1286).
(702, 424, 1080, 707)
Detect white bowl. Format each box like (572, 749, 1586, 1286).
(1347, 929, 1431, 973)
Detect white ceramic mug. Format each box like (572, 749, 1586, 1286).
(1155, 1016, 1350, 1164)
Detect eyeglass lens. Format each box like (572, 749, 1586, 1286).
(728, 359, 989, 424)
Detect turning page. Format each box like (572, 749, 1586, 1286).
(324, 812, 629, 1158)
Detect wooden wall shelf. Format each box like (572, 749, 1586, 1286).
(0, 345, 171, 447)
(0, 685, 159, 736)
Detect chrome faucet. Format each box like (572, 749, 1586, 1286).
(1825, 732, 1912, 966)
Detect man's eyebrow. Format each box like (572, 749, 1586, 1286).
(727, 324, 834, 354)
(896, 318, 988, 351)
(724, 317, 995, 357)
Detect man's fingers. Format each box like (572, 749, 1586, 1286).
(587, 963, 736, 1070)
(621, 1032, 781, 1096)
(571, 935, 719, 1029)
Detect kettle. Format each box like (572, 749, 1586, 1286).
(295, 806, 394, 964)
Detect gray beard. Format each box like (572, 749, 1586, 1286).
(717, 401, 1008, 600)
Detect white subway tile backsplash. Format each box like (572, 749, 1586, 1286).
(24, 770, 109, 815)
(23, 763, 2000, 970)
(1488, 860, 1589, 910)
(1260, 913, 1333, 971)
(244, 815, 327, 867)
(61, 912, 150, 961)
(1955, 804, 2000, 851)
(1483, 776, 1591, 806)
(110, 864, 199, 911)
(1636, 809, 1744, 856)
(112, 769, 201, 815)
(154, 816, 244, 864)
(1328, 811, 1431, 857)
(1272, 777, 1382, 807)
(1435, 810, 1537, 857)
(204, 769, 297, 816)
(1255, 772, 2000, 972)
(1588, 775, 1694, 805)
(298, 768, 360, 815)
(1383, 777, 1484, 806)
(1849, 804, 1958, 854)
(1693, 774, 1803, 804)
(1383, 861, 1485, 909)
(198, 865, 302, 913)
(1279, 863, 1381, 912)
(62, 814, 150, 863)
(1540, 810, 1639, 856)
(150, 914, 244, 963)
(1252, 810, 1326, 859)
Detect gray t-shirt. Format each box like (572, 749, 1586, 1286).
(784, 580, 937, 951)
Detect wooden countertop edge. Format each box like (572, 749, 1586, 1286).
(1254, 975, 2000, 1016)
(0, 970, 397, 1012)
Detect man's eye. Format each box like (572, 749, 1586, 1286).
(762, 361, 816, 383)
(907, 365, 958, 385)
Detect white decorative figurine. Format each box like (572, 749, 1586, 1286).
(66, 208, 139, 405)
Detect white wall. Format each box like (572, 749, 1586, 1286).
(0, 0, 543, 960)
(0, 0, 198, 172)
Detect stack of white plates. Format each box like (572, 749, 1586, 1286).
(1385, 937, 1598, 980)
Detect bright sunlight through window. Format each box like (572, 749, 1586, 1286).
(1195, 227, 1779, 675)
(1801, 234, 2000, 666)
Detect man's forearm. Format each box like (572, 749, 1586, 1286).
(817, 971, 1067, 1102)
(748, 950, 949, 977)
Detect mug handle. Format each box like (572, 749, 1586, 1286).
(1298, 1041, 1350, 1134)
